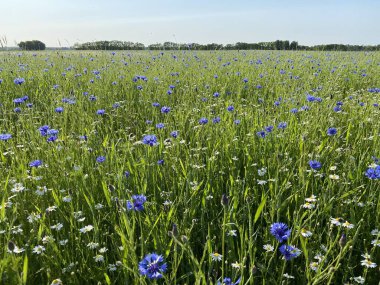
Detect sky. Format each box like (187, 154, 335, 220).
(1, 0, 379, 47)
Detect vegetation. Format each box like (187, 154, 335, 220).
(0, 50, 379, 284)
(18, 40, 46, 51)
(73, 40, 380, 51)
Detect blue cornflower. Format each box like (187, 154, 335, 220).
(29, 160, 43, 167)
(142, 135, 158, 146)
(13, 98, 25, 104)
(137, 85, 143, 90)
(124, 171, 130, 178)
(279, 244, 301, 261)
(47, 129, 59, 136)
(167, 90, 172, 95)
(365, 166, 380, 179)
(170, 131, 178, 138)
(257, 131, 266, 138)
(138, 252, 167, 279)
(212, 117, 221, 124)
(217, 277, 241, 285)
(265, 126, 274, 133)
(243, 78, 248, 83)
(327, 128, 337, 136)
(79, 135, 87, 141)
(227, 105, 234, 112)
(157, 159, 164, 165)
(112, 103, 120, 108)
(26, 103, 33, 108)
(277, 122, 287, 129)
(14, 107, 21, 113)
(97, 109, 105, 115)
(0, 134, 12, 141)
(14, 77, 25, 85)
(274, 101, 280, 106)
(270, 222, 291, 243)
(146, 120, 153, 125)
(152, 102, 160, 107)
(309, 160, 322, 170)
(234, 119, 241, 125)
(96, 156, 106, 163)
(39, 125, 50, 136)
(161, 106, 171, 114)
(55, 107, 64, 113)
(333, 106, 342, 112)
(290, 108, 298, 114)
(199, 118, 208, 125)
(47, 136, 58, 142)
(156, 123, 165, 129)
(213, 92, 220, 98)
(127, 194, 147, 211)
(89, 95, 97, 101)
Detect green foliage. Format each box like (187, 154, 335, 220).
(18, 40, 46, 50)
(0, 50, 379, 284)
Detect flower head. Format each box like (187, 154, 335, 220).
(142, 134, 158, 146)
(279, 244, 301, 260)
(0, 134, 12, 141)
(139, 253, 167, 279)
(127, 194, 147, 211)
(327, 128, 337, 136)
(29, 160, 43, 168)
(270, 222, 291, 243)
(309, 160, 322, 170)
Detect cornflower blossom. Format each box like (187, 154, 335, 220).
(270, 223, 291, 243)
(139, 253, 167, 279)
(126, 195, 147, 211)
(279, 245, 301, 260)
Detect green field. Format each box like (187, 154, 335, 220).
(0, 50, 379, 284)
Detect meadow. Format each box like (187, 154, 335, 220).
(0, 50, 379, 284)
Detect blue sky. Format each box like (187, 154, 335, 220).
(1, 0, 379, 47)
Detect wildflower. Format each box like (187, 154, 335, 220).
(283, 273, 295, 279)
(212, 117, 221, 124)
(353, 276, 365, 284)
(371, 239, 380, 247)
(305, 195, 317, 203)
(139, 253, 167, 279)
(96, 109, 105, 115)
(365, 165, 380, 179)
(310, 262, 319, 271)
(309, 160, 322, 170)
(231, 261, 245, 269)
(126, 194, 147, 211)
(360, 257, 377, 268)
(330, 217, 341, 226)
(256, 131, 266, 138)
(210, 252, 223, 261)
(234, 119, 241, 125)
(300, 229, 313, 238)
(199, 117, 208, 125)
(156, 123, 165, 129)
(96, 156, 106, 163)
(263, 244, 274, 252)
(94, 254, 104, 262)
(87, 242, 99, 249)
(302, 202, 315, 209)
(342, 221, 354, 229)
(227, 230, 237, 237)
(79, 225, 94, 233)
(279, 245, 301, 260)
(329, 174, 340, 180)
(0, 134, 12, 141)
(55, 107, 64, 113)
(29, 160, 43, 167)
(277, 122, 287, 129)
(327, 128, 337, 136)
(161, 106, 171, 113)
(270, 222, 291, 243)
(142, 134, 158, 146)
(14, 77, 25, 85)
(32, 245, 46, 254)
(51, 279, 63, 285)
(170, 131, 178, 138)
(217, 277, 241, 285)
(227, 105, 234, 112)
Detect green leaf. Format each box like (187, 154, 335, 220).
(254, 195, 267, 224)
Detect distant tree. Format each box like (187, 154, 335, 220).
(290, 41, 298, 50)
(18, 40, 46, 50)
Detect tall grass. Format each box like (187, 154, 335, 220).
(0, 50, 379, 284)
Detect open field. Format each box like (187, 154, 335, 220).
(0, 50, 379, 284)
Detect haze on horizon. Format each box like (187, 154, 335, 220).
(1, 0, 379, 48)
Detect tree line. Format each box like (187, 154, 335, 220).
(73, 40, 380, 51)
(18, 40, 46, 50)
